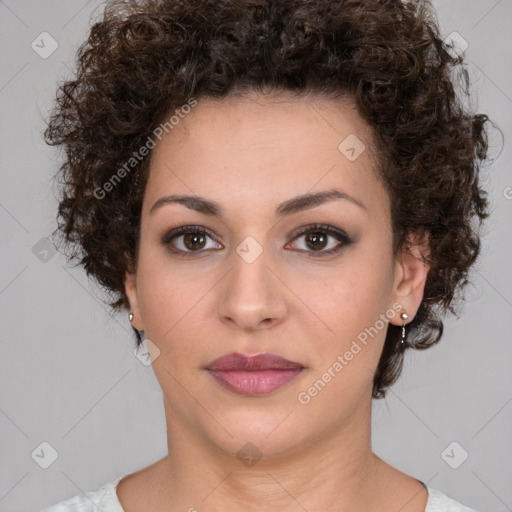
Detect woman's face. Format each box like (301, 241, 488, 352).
(125, 92, 428, 458)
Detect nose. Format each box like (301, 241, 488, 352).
(217, 241, 288, 332)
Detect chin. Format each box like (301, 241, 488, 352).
(200, 409, 312, 461)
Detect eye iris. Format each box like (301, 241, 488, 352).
(184, 232, 206, 250)
(305, 232, 327, 251)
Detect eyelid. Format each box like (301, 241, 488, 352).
(161, 223, 353, 256)
(289, 223, 350, 241)
(161, 225, 221, 253)
(285, 223, 353, 257)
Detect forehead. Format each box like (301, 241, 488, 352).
(143, 92, 388, 222)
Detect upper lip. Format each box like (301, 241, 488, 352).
(206, 352, 304, 371)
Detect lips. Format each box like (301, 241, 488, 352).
(206, 352, 304, 371)
(205, 352, 305, 396)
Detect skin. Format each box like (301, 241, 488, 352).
(122, 91, 431, 512)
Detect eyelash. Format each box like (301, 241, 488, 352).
(161, 223, 353, 258)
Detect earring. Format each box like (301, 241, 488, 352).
(400, 312, 409, 351)
(129, 312, 134, 322)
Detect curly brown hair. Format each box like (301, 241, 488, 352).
(44, 0, 491, 399)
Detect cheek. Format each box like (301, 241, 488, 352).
(135, 255, 216, 368)
(135, 255, 182, 340)
(300, 255, 394, 377)
(306, 256, 392, 330)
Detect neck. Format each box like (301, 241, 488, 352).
(154, 397, 386, 512)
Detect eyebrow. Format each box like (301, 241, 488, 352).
(149, 188, 367, 218)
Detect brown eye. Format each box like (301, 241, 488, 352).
(304, 232, 329, 251)
(182, 232, 207, 250)
(162, 226, 222, 254)
(286, 224, 353, 257)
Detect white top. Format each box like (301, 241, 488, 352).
(41, 475, 478, 511)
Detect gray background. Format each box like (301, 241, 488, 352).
(0, 1, 511, 511)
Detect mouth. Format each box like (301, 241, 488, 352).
(205, 352, 305, 396)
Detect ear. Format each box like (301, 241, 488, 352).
(390, 230, 430, 326)
(124, 271, 144, 331)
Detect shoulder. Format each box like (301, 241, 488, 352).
(425, 487, 478, 512)
(41, 477, 124, 512)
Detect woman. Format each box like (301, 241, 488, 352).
(42, 0, 490, 510)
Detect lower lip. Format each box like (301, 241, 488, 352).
(207, 368, 304, 396)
